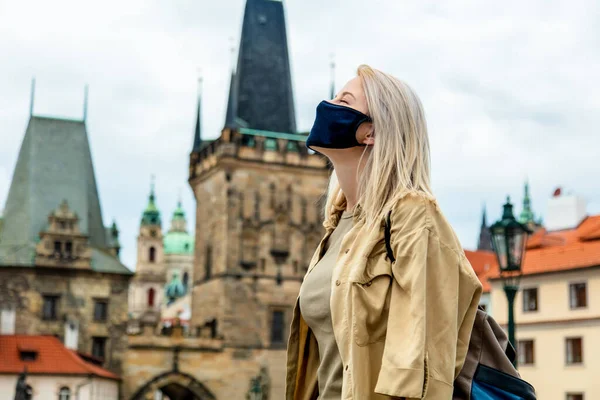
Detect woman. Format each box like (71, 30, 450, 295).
(286, 65, 482, 400)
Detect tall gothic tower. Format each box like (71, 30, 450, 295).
(189, 0, 328, 339)
(123, 1, 330, 398)
(189, 0, 328, 390)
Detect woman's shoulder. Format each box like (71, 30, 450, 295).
(390, 191, 463, 253)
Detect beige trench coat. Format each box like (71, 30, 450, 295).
(285, 194, 482, 400)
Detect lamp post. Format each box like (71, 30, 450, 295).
(490, 196, 531, 367)
(248, 377, 263, 400)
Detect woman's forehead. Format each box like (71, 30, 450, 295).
(341, 76, 364, 95)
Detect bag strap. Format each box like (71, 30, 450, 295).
(384, 210, 395, 263)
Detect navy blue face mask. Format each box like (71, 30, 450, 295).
(306, 101, 372, 151)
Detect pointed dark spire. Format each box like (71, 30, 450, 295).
(83, 85, 89, 122)
(481, 203, 487, 227)
(225, 0, 296, 133)
(477, 203, 493, 251)
(192, 74, 203, 152)
(519, 179, 535, 225)
(29, 78, 36, 116)
(330, 54, 336, 100)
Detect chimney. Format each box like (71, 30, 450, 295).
(545, 187, 587, 231)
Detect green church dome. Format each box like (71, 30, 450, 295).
(163, 200, 194, 255)
(163, 231, 194, 255)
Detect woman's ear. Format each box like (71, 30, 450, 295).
(363, 125, 375, 146)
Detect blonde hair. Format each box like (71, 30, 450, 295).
(323, 65, 432, 232)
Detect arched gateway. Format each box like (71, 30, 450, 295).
(130, 371, 216, 400)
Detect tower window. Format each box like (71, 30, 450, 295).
(147, 288, 156, 307)
(65, 241, 73, 257)
(271, 310, 285, 346)
(205, 245, 213, 279)
(93, 299, 108, 322)
(91, 337, 107, 360)
(149, 246, 156, 263)
(42, 295, 59, 320)
(54, 241, 62, 254)
(183, 271, 189, 288)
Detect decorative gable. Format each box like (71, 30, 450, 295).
(35, 200, 91, 269)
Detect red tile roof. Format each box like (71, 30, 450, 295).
(467, 215, 600, 290)
(464, 250, 498, 293)
(0, 335, 119, 380)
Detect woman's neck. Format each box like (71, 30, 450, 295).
(329, 149, 366, 211)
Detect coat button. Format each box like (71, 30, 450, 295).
(335, 280, 341, 286)
(345, 365, 349, 371)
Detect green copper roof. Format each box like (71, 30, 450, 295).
(519, 181, 535, 225)
(239, 127, 308, 142)
(163, 231, 194, 255)
(141, 182, 161, 226)
(172, 201, 185, 221)
(163, 201, 193, 255)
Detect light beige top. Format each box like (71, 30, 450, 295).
(299, 210, 354, 399)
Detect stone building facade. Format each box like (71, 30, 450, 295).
(122, 0, 331, 398)
(0, 108, 132, 376)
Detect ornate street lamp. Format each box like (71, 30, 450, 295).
(490, 196, 532, 367)
(248, 377, 263, 400)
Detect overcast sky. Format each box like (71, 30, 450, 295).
(1, 0, 599, 270)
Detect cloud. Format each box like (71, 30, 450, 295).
(1, 0, 599, 269)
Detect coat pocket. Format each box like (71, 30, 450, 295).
(350, 252, 392, 346)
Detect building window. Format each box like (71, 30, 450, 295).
(54, 241, 62, 254)
(566, 337, 583, 365)
(91, 337, 107, 360)
(205, 245, 213, 279)
(1, 305, 16, 334)
(149, 246, 156, 263)
(522, 288, 538, 312)
(93, 300, 108, 322)
(19, 350, 38, 361)
(569, 283, 587, 309)
(260, 258, 266, 272)
(42, 295, 59, 320)
(182, 271, 189, 288)
(271, 310, 285, 346)
(147, 288, 156, 307)
(518, 340, 535, 365)
(566, 394, 584, 400)
(65, 241, 73, 257)
(59, 386, 71, 400)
